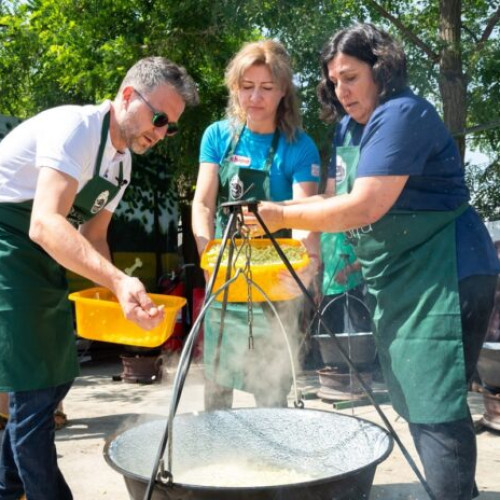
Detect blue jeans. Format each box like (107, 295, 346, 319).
(0, 382, 73, 500)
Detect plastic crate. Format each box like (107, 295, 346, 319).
(200, 238, 310, 302)
(68, 287, 186, 348)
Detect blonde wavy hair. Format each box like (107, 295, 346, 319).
(224, 39, 301, 142)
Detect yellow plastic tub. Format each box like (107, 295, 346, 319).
(200, 238, 310, 302)
(68, 287, 186, 348)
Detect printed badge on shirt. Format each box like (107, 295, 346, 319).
(229, 155, 251, 167)
(311, 163, 320, 178)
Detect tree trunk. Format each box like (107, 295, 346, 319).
(439, 0, 467, 162)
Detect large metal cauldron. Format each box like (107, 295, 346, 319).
(105, 408, 393, 500)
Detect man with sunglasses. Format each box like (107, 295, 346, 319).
(0, 56, 198, 500)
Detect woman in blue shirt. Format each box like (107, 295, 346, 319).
(250, 24, 499, 500)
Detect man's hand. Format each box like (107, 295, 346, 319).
(113, 277, 165, 331)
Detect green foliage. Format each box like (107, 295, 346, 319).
(466, 159, 500, 221)
(1, 0, 499, 218)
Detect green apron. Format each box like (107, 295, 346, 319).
(340, 123, 468, 424)
(0, 111, 124, 391)
(205, 126, 295, 391)
(215, 125, 280, 237)
(321, 125, 362, 295)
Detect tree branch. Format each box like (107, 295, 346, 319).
(475, 4, 500, 53)
(365, 0, 440, 63)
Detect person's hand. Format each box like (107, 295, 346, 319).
(278, 256, 320, 296)
(113, 276, 165, 331)
(334, 269, 348, 285)
(243, 201, 285, 236)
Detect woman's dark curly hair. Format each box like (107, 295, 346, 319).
(317, 23, 407, 123)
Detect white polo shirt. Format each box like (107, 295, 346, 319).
(0, 100, 131, 213)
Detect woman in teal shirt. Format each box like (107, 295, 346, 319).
(192, 40, 320, 410)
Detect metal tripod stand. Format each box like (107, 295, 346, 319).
(143, 199, 436, 500)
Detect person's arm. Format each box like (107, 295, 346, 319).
(324, 177, 336, 197)
(79, 208, 114, 261)
(280, 193, 329, 206)
(291, 180, 320, 260)
(29, 166, 163, 330)
(191, 162, 219, 256)
(251, 175, 408, 234)
(274, 179, 321, 296)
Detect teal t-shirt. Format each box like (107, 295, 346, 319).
(199, 120, 320, 201)
(321, 231, 363, 295)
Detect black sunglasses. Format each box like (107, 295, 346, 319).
(133, 89, 178, 136)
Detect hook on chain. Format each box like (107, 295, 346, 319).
(294, 398, 305, 409)
(156, 459, 173, 487)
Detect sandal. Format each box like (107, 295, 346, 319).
(54, 409, 68, 431)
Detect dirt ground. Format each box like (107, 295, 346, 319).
(2, 354, 499, 500)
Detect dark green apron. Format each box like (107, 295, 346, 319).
(340, 123, 468, 424)
(0, 111, 124, 391)
(205, 126, 293, 390)
(215, 125, 280, 237)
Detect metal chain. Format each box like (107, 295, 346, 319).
(238, 215, 254, 350)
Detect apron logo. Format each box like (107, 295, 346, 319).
(91, 190, 110, 214)
(336, 155, 347, 183)
(346, 224, 373, 239)
(229, 175, 244, 200)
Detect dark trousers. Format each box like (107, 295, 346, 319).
(0, 381, 73, 500)
(409, 275, 497, 500)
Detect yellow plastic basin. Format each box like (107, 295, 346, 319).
(200, 238, 310, 302)
(68, 287, 186, 348)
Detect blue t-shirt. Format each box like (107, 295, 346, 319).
(199, 120, 320, 202)
(331, 88, 499, 279)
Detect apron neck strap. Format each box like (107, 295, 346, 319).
(263, 128, 280, 173)
(93, 111, 111, 176)
(343, 119, 362, 147)
(224, 124, 246, 160)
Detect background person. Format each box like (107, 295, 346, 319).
(0, 56, 198, 500)
(248, 23, 500, 500)
(485, 240, 500, 343)
(316, 174, 370, 337)
(192, 39, 320, 410)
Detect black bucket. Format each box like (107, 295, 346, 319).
(104, 408, 393, 500)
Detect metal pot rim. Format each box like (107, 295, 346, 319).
(104, 407, 393, 491)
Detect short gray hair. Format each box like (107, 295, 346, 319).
(119, 56, 199, 106)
